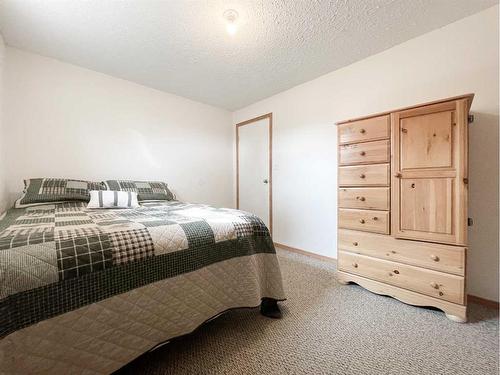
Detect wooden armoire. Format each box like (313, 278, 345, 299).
(336, 94, 473, 322)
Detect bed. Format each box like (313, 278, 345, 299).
(0, 199, 285, 374)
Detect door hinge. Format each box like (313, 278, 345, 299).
(468, 217, 474, 226)
(468, 114, 474, 124)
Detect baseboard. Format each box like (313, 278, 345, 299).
(275, 242, 499, 310)
(274, 242, 337, 264)
(467, 294, 499, 309)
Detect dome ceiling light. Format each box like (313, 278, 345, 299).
(223, 9, 239, 36)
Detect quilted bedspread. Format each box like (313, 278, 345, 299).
(0, 201, 285, 374)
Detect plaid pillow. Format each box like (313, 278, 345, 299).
(15, 178, 107, 208)
(104, 180, 174, 201)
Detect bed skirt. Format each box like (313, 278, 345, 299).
(0, 253, 285, 374)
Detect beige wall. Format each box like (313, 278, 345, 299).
(233, 6, 499, 301)
(2, 48, 233, 210)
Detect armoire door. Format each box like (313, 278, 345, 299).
(391, 99, 469, 246)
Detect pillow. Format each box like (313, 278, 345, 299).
(87, 190, 139, 209)
(104, 180, 174, 201)
(15, 178, 107, 208)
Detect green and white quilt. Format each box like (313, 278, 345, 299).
(0, 200, 285, 353)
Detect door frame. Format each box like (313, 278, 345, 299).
(236, 113, 273, 235)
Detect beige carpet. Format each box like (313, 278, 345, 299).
(116, 249, 499, 375)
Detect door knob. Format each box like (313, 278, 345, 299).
(263, 179, 269, 184)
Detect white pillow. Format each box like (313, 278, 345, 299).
(87, 190, 139, 209)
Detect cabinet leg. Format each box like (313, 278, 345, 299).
(336, 273, 350, 285)
(445, 313, 467, 323)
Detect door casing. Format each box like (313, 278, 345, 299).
(236, 113, 273, 235)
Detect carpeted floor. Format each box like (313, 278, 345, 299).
(116, 249, 499, 375)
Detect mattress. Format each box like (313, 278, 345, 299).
(0, 201, 285, 374)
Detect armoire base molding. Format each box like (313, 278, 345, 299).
(337, 271, 467, 323)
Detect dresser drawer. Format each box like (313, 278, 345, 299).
(338, 229, 465, 276)
(339, 140, 390, 166)
(339, 164, 389, 187)
(338, 115, 390, 145)
(338, 209, 389, 234)
(338, 188, 389, 210)
(338, 251, 465, 304)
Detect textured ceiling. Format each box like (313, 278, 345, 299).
(0, 0, 497, 110)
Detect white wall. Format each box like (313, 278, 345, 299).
(0, 34, 6, 215)
(233, 6, 499, 301)
(3, 48, 233, 209)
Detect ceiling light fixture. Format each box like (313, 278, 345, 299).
(223, 9, 239, 36)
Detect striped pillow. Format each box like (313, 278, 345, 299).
(87, 190, 139, 209)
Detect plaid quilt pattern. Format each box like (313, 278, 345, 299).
(0, 201, 275, 338)
(109, 228, 154, 264)
(16, 178, 106, 207)
(105, 180, 174, 201)
(56, 232, 113, 279)
(0, 230, 55, 250)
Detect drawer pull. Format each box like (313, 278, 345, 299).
(357, 196, 366, 201)
(359, 128, 366, 134)
(372, 216, 378, 221)
(359, 174, 366, 179)
(430, 254, 440, 262)
(393, 270, 400, 274)
(430, 282, 439, 289)
(352, 263, 358, 268)
(360, 151, 366, 156)
(359, 219, 365, 224)
(352, 242, 359, 246)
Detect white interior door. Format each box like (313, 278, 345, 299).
(237, 117, 271, 231)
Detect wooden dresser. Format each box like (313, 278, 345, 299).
(336, 94, 473, 322)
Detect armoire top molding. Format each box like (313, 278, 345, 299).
(336, 93, 474, 125)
